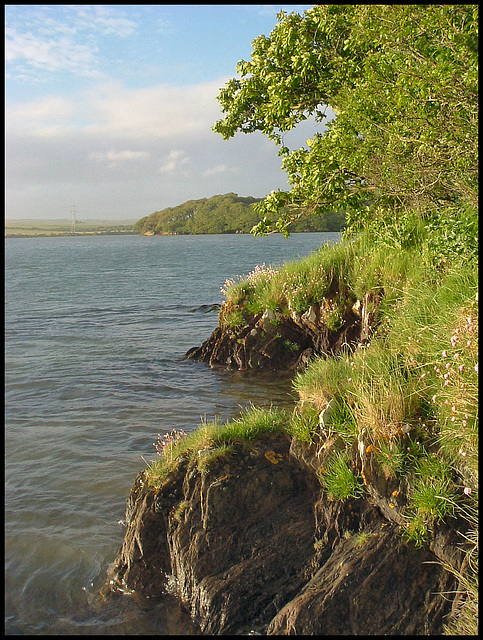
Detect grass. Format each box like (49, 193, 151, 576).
(144, 230, 477, 634)
(145, 406, 288, 491)
(319, 450, 364, 501)
(287, 236, 477, 633)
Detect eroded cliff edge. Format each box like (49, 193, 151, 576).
(105, 424, 466, 635)
(185, 289, 380, 371)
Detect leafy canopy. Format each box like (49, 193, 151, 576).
(213, 4, 478, 254)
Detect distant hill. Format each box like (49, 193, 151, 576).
(133, 193, 345, 235)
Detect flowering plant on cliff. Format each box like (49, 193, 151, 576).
(154, 429, 187, 463)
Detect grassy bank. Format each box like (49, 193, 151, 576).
(144, 232, 478, 634)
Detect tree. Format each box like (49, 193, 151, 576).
(213, 5, 478, 251)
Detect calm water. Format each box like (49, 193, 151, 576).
(5, 232, 340, 635)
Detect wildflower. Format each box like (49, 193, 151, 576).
(459, 449, 467, 457)
(442, 350, 448, 357)
(464, 487, 471, 496)
(467, 317, 473, 325)
(459, 365, 465, 372)
(475, 364, 479, 373)
(420, 373, 426, 379)
(453, 353, 459, 360)
(446, 363, 452, 370)
(431, 395, 437, 403)
(462, 420, 467, 428)
(451, 416, 456, 422)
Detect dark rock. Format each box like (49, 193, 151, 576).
(268, 519, 456, 635)
(188, 304, 222, 313)
(186, 295, 368, 370)
(106, 432, 461, 635)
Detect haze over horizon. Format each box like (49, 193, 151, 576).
(5, 4, 328, 222)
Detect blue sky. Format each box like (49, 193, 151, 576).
(5, 4, 320, 221)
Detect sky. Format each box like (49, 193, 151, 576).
(5, 4, 322, 222)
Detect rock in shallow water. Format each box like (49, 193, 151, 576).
(106, 432, 460, 635)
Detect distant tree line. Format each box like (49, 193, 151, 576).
(133, 193, 345, 235)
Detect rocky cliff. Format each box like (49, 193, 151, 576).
(106, 425, 466, 635)
(186, 291, 381, 371)
(105, 295, 471, 634)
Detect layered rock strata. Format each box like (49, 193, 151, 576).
(106, 430, 465, 635)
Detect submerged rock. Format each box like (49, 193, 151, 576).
(106, 431, 462, 635)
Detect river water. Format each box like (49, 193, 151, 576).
(5, 232, 340, 634)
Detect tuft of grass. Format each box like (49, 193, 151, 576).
(403, 454, 459, 546)
(354, 531, 371, 548)
(145, 420, 219, 490)
(287, 404, 320, 443)
(319, 451, 364, 501)
(220, 239, 356, 323)
(374, 438, 407, 480)
(212, 404, 288, 446)
(145, 406, 288, 491)
(293, 353, 353, 410)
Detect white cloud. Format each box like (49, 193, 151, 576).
(159, 150, 190, 174)
(65, 5, 138, 38)
(89, 149, 150, 165)
(5, 26, 100, 78)
(5, 6, 138, 82)
(203, 164, 240, 177)
(84, 79, 226, 140)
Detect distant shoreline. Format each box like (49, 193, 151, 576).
(4, 220, 137, 238)
(5, 230, 138, 238)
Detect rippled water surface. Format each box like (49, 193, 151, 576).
(5, 232, 340, 634)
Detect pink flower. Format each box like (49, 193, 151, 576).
(464, 487, 472, 496)
(475, 364, 479, 373)
(442, 350, 448, 357)
(459, 365, 465, 372)
(462, 420, 467, 428)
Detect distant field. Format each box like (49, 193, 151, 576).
(5, 220, 137, 237)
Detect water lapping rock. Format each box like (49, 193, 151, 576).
(105, 429, 464, 634)
(185, 293, 380, 371)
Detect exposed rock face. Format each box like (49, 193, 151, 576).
(106, 431, 463, 635)
(186, 292, 379, 370)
